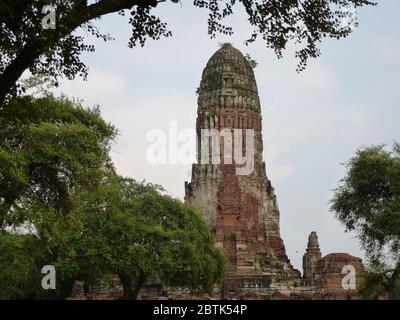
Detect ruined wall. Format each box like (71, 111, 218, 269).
(313, 253, 364, 300)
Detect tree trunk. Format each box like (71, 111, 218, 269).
(388, 263, 400, 300)
(0, 41, 45, 104)
(119, 271, 145, 300)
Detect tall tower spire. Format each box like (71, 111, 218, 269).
(185, 43, 300, 299)
(303, 231, 322, 285)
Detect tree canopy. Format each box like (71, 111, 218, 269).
(0, 231, 38, 299)
(331, 143, 400, 299)
(0, 0, 376, 104)
(0, 94, 117, 227)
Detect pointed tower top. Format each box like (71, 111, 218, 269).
(220, 42, 233, 48)
(308, 231, 319, 246)
(197, 43, 259, 103)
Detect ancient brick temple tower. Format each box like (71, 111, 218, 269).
(185, 43, 302, 299)
(68, 44, 365, 300)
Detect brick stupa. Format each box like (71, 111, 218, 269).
(184, 43, 363, 299)
(185, 43, 302, 299)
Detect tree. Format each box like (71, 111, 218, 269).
(330, 143, 400, 299)
(0, 0, 376, 104)
(0, 231, 38, 299)
(56, 174, 226, 299)
(0, 227, 78, 300)
(0, 94, 117, 227)
(359, 261, 400, 300)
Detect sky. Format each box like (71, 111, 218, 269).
(53, 0, 400, 271)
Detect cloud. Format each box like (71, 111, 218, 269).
(258, 59, 338, 95)
(264, 144, 296, 181)
(374, 36, 400, 68)
(54, 69, 127, 106)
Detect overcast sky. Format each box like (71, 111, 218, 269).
(54, 0, 400, 271)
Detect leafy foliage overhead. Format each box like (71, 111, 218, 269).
(0, 0, 376, 103)
(195, 0, 375, 70)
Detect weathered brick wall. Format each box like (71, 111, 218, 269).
(313, 253, 364, 300)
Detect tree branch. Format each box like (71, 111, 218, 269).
(0, 0, 158, 105)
